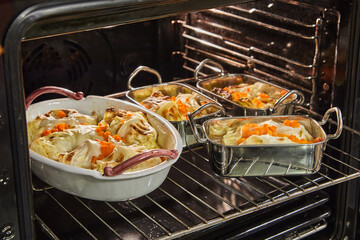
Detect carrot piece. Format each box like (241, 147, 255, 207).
(126, 113, 133, 117)
(233, 92, 247, 101)
(259, 92, 269, 99)
(81, 123, 88, 125)
(112, 135, 121, 142)
(283, 120, 300, 128)
(97, 122, 107, 131)
(313, 137, 323, 143)
(100, 141, 115, 157)
(55, 123, 69, 131)
(41, 129, 51, 136)
(91, 156, 98, 164)
(56, 110, 66, 118)
(51, 128, 58, 133)
(280, 90, 288, 96)
(171, 96, 176, 102)
(104, 131, 111, 141)
(237, 138, 246, 145)
(97, 131, 104, 136)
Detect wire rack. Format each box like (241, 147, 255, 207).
(32, 101, 360, 239)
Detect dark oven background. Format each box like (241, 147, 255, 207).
(11, 0, 360, 239)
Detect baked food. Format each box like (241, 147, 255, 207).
(211, 82, 290, 109)
(28, 108, 162, 173)
(209, 119, 323, 146)
(140, 91, 210, 121)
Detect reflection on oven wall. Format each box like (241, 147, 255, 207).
(21, 18, 180, 100)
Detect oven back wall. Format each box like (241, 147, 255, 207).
(21, 18, 179, 98)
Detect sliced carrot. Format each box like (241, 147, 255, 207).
(41, 129, 51, 136)
(104, 131, 111, 141)
(313, 137, 323, 143)
(237, 138, 246, 145)
(223, 86, 230, 92)
(55, 123, 69, 131)
(99, 141, 115, 158)
(56, 110, 66, 118)
(280, 90, 288, 96)
(283, 120, 300, 128)
(233, 92, 247, 101)
(112, 135, 121, 142)
(259, 92, 269, 99)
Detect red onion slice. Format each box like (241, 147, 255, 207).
(25, 86, 84, 110)
(103, 149, 179, 177)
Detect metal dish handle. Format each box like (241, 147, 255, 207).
(25, 86, 84, 110)
(318, 107, 343, 141)
(128, 66, 162, 90)
(188, 103, 226, 144)
(272, 90, 305, 111)
(194, 59, 225, 81)
(103, 149, 179, 176)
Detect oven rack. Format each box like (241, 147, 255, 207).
(32, 92, 360, 239)
(180, 0, 339, 109)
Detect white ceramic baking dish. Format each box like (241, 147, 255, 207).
(26, 87, 183, 201)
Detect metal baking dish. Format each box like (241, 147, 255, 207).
(125, 66, 224, 146)
(194, 59, 305, 116)
(188, 103, 343, 177)
(26, 86, 182, 201)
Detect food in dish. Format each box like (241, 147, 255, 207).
(139, 91, 210, 121)
(211, 82, 290, 109)
(28, 108, 164, 173)
(209, 119, 323, 146)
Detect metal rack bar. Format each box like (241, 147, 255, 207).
(227, 5, 317, 28)
(144, 195, 190, 230)
(292, 220, 327, 239)
(74, 196, 123, 239)
(180, 155, 259, 207)
(105, 202, 152, 240)
(127, 201, 172, 236)
(44, 190, 97, 240)
(253, 68, 313, 94)
(166, 177, 225, 218)
(184, 45, 246, 68)
(183, 21, 315, 68)
(158, 187, 208, 223)
(172, 165, 242, 212)
(208, 9, 316, 40)
(34, 214, 59, 240)
(183, 33, 313, 82)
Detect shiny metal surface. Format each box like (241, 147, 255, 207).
(189, 105, 343, 177)
(126, 68, 223, 146)
(194, 59, 305, 116)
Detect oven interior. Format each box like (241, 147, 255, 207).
(14, 0, 360, 239)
